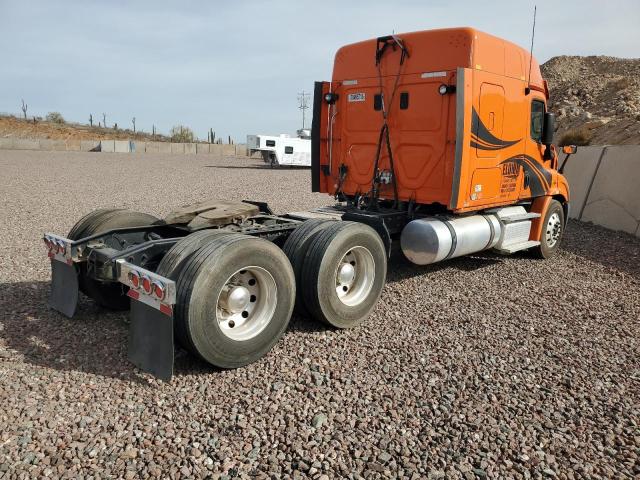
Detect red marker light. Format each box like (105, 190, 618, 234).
(153, 281, 165, 300)
(129, 270, 140, 289)
(142, 276, 152, 294)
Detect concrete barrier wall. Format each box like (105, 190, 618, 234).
(114, 140, 130, 153)
(210, 144, 224, 156)
(196, 143, 210, 154)
(81, 140, 100, 152)
(563, 145, 640, 237)
(131, 141, 145, 153)
(100, 140, 115, 153)
(170, 143, 184, 154)
(0, 139, 248, 157)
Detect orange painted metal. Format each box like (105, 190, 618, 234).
(528, 195, 552, 242)
(316, 27, 569, 213)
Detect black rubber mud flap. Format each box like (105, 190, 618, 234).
(49, 260, 79, 318)
(128, 300, 174, 381)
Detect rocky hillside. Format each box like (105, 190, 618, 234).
(542, 55, 640, 145)
(0, 115, 170, 142)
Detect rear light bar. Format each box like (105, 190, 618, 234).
(43, 234, 76, 265)
(117, 260, 176, 316)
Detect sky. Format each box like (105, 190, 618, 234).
(1, 1, 638, 141)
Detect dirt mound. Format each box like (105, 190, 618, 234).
(542, 55, 640, 145)
(0, 115, 170, 142)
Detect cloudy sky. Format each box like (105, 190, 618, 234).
(1, 0, 638, 141)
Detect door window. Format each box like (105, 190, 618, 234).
(530, 100, 545, 143)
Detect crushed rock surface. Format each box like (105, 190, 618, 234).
(0, 151, 638, 479)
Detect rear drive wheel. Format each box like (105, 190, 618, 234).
(282, 219, 335, 316)
(68, 209, 159, 309)
(175, 234, 295, 368)
(533, 200, 565, 259)
(301, 222, 387, 329)
(156, 229, 232, 350)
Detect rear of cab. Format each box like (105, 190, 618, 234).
(312, 27, 569, 213)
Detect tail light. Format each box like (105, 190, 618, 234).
(141, 275, 152, 294)
(57, 240, 66, 255)
(153, 281, 166, 300)
(128, 270, 140, 289)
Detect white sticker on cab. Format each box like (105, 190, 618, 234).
(347, 93, 366, 102)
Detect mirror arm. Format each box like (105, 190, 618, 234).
(558, 153, 572, 174)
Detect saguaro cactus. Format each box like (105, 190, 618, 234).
(21, 99, 28, 119)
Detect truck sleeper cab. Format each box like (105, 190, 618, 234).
(44, 28, 573, 381)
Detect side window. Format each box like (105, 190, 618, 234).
(530, 100, 545, 143)
(266, 140, 276, 147)
(284, 146, 293, 154)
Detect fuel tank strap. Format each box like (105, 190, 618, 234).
(442, 219, 458, 260)
(481, 215, 497, 250)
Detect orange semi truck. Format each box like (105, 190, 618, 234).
(44, 28, 574, 380)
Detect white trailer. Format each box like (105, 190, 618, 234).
(246, 133, 311, 168)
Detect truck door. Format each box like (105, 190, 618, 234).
(469, 83, 506, 201)
(475, 83, 505, 158)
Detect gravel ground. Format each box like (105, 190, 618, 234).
(0, 150, 638, 480)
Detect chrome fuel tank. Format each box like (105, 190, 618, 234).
(400, 215, 502, 265)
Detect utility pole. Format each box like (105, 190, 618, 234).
(297, 90, 310, 130)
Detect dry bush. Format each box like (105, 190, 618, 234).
(559, 128, 592, 146)
(170, 125, 195, 143)
(45, 112, 65, 124)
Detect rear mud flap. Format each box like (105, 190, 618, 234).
(49, 259, 79, 318)
(128, 300, 174, 381)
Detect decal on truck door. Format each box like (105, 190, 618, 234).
(470, 108, 520, 150)
(499, 155, 552, 197)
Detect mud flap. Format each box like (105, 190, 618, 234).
(49, 259, 79, 318)
(128, 300, 174, 381)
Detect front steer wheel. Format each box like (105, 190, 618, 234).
(532, 200, 565, 259)
(67, 208, 159, 310)
(175, 234, 296, 368)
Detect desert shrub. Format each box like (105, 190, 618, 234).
(170, 125, 195, 143)
(559, 128, 592, 146)
(45, 112, 65, 124)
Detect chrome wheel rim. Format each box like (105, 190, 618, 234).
(335, 246, 375, 307)
(216, 266, 277, 341)
(546, 212, 562, 248)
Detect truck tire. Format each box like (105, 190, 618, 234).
(68, 208, 122, 240)
(175, 234, 295, 368)
(68, 209, 159, 310)
(282, 219, 335, 316)
(301, 221, 387, 329)
(532, 200, 565, 259)
(156, 229, 233, 349)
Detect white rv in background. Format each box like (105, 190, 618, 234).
(246, 131, 311, 168)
